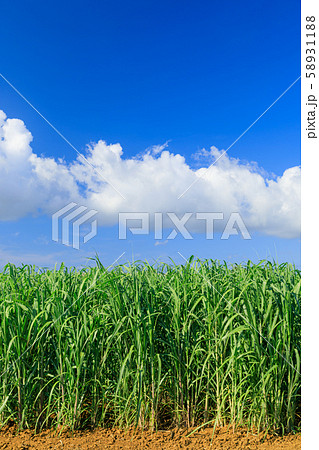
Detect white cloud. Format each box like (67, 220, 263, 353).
(0, 110, 300, 238)
(155, 240, 169, 247)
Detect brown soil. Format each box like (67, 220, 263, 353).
(0, 426, 301, 449)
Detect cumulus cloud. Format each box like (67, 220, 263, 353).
(0, 110, 300, 238)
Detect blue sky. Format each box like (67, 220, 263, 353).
(0, 0, 300, 268)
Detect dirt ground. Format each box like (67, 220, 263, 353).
(0, 425, 301, 450)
